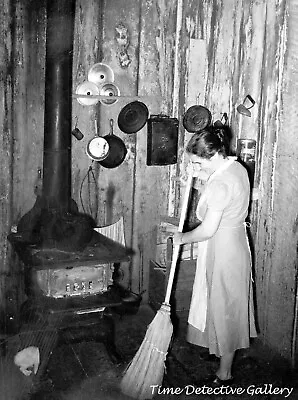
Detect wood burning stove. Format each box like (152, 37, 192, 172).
(8, 0, 136, 372)
(9, 230, 133, 367)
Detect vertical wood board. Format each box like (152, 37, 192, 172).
(132, 0, 177, 296)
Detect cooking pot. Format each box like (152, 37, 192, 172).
(86, 120, 110, 162)
(119, 291, 142, 315)
(99, 119, 127, 168)
(86, 137, 110, 161)
(111, 286, 143, 315)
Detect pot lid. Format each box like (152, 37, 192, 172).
(76, 81, 100, 106)
(99, 82, 120, 106)
(86, 137, 110, 161)
(118, 101, 149, 134)
(87, 62, 115, 86)
(183, 105, 212, 132)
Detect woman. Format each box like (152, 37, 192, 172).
(173, 128, 257, 385)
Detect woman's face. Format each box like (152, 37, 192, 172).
(189, 153, 213, 175)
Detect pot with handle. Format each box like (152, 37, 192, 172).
(86, 119, 110, 162)
(99, 119, 127, 168)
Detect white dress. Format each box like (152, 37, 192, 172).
(187, 159, 257, 357)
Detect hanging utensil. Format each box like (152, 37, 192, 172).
(72, 116, 84, 140)
(86, 120, 110, 162)
(87, 62, 115, 86)
(118, 101, 149, 134)
(75, 81, 100, 106)
(99, 119, 127, 169)
(99, 82, 120, 106)
(183, 105, 212, 132)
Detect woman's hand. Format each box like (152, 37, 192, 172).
(173, 232, 184, 246)
(186, 161, 211, 181)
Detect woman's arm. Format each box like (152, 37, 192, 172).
(173, 207, 223, 245)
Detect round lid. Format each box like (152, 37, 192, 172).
(86, 137, 110, 161)
(99, 82, 120, 106)
(87, 63, 115, 86)
(183, 105, 212, 132)
(76, 81, 100, 106)
(118, 101, 149, 134)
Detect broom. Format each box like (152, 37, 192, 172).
(120, 173, 193, 400)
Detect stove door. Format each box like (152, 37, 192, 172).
(35, 263, 113, 298)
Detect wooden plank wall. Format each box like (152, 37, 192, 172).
(255, 0, 298, 362)
(132, 0, 177, 294)
(177, 0, 298, 363)
(0, 0, 297, 363)
(285, 0, 298, 367)
(71, 0, 175, 293)
(0, 0, 14, 329)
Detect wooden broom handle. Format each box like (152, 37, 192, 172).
(164, 173, 193, 305)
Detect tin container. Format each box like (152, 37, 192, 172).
(147, 115, 179, 166)
(237, 139, 256, 162)
(236, 139, 256, 186)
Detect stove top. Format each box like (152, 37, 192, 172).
(8, 230, 132, 269)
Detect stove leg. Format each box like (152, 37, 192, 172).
(100, 314, 123, 365)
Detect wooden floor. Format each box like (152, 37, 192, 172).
(0, 305, 297, 400)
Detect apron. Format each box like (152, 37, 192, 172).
(188, 157, 237, 332)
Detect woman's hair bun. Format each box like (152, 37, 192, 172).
(213, 128, 225, 144)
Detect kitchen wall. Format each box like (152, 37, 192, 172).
(0, 0, 297, 364)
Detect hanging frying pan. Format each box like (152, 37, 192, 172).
(183, 105, 212, 132)
(118, 101, 149, 134)
(99, 119, 127, 168)
(86, 120, 110, 161)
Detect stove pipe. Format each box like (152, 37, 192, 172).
(15, 0, 95, 251)
(43, 0, 75, 211)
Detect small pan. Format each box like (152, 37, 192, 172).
(86, 120, 110, 162)
(99, 119, 127, 169)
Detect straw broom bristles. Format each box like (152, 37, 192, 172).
(120, 303, 173, 399)
(120, 174, 193, 400)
